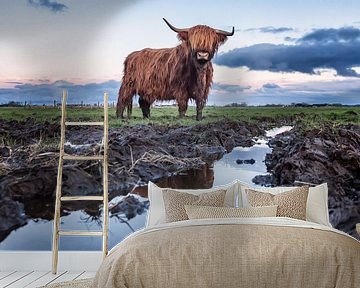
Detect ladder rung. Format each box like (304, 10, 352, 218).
(63, 155, 103, 160)
(65, 121, 104, 126)
(59, 230, 103, 236)
(61, 196, 103, 201)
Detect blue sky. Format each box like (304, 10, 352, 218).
(1, 0, 360, 105)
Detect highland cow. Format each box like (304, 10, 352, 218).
(116, 18, 234, 121)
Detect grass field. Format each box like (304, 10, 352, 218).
(0, 105, 359, 129)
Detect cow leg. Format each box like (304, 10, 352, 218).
(195, 99, 205, 121)
(127, 102, 133, 118)
(116, 83, 133, 119)
(116, 98, 125, 118)
(139, 98, 151, 118)
(178, 99, 188, 118)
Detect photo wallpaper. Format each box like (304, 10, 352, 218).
(0, 0, 359, 251)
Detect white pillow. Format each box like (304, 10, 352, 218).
(146, 181, 238, 228)
(239, 183, 331, 227)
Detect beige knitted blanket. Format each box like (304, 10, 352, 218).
(93, 218, 360, 288)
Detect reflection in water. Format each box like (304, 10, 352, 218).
(109, 195, 149, 233)
(152, 165, 214, 189)
(213, 140, 271, 187)
(0, 195, 149, 251)
(131, 165, 214, 197)
(0, 127, 291, 250)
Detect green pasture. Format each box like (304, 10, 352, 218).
(0, 105, 359, 129)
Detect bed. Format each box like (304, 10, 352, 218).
(92, 181, 360, 288)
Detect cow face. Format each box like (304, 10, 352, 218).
(187, 26, 226, 67)
(163, 19, 234, 68)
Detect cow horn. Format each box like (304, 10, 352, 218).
(163, 18, 189, 33)
(215, 27, 235, 36)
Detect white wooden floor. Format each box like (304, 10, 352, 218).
(0, 271, 96, 288)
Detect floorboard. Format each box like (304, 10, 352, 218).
(23, 271, 66, 288)
(0, 270, 96, 287)
(0, 271, 32, 287)
(0, 272, 16, 282)
(75, 271, 96, 280)
(6, 271, 48, 288)
(48, 271, 84, 284)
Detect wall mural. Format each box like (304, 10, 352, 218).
(0, 0, 359, 251)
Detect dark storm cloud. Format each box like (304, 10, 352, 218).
(299, 27, 360, 44)
(211, 83, 251, 93)
(244, 26, 294, 34)
(0, 80, 120, 105)
(262, 83, 280, 89)
(28, 0, 68, 13)
(259, 26, 294, 33)
(214, 27, 360, 77)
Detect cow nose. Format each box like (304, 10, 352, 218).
(197, 51, 209, 60)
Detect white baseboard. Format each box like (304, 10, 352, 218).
(0, 251, 102, 271)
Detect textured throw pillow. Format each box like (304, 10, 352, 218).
(245, 186, 309, 220)
(162, 189, 226, 223)
(146, 181, 238, 227)
(184, 205, 278, 220)
(238, 183, 331, 226)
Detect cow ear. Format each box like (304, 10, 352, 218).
(177, 31, 189, 42)
(217, 34, 227, 44)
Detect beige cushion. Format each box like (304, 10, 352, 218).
(238, 182, 331, 226)
(245, 186, 309, 220)
(146, 181, 238, 227)
(184, 205, 278, 219)
(162, 189, 226, 223)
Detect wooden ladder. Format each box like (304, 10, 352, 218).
(52, 90, 109, 274)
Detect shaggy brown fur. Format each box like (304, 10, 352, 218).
(116, 20, 233, 120)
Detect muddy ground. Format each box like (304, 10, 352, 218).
(257, 124, 360, 238)
(0, 118, 263, 241)
(0, 118, 359, 240)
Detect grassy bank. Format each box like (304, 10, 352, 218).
(0, 106, 359, 128)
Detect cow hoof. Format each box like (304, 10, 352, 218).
(116, 112, 124, 119)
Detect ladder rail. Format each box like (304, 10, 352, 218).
(52, 90, 67, 274)
(102, 92, 109, 260)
